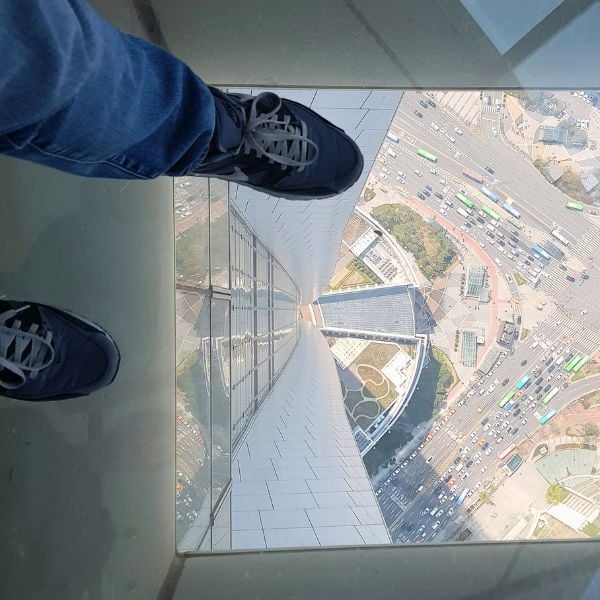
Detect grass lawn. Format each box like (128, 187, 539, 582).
(583, 521, 600, 538)
(513, 272, 527, 286)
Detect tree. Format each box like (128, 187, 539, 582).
(546, 484, 568, 505)
(363, 187, 375, 202)
(584, 423, 599, 437)
(479, 491, 494, 505)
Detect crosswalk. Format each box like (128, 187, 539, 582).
(539, 309, 600, 355)
(570, 224, 600, 262)
(564, 494, 598, 522)
(482, 103, 497, 114)
(536, 263, 571, 297)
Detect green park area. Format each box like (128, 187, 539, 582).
(371, 204, 456, 280)
(331, 257, 383, 290)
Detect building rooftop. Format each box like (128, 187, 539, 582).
(466, 265, 486, 298)
(460, 330, 478, 367)
(538, 125, 567, 144)
(316, 284, 416, 340)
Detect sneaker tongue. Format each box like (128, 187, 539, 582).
(255, 93, 280, 115)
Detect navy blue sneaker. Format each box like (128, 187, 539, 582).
(193, 88, 364, 200)
(0, 301, 120, 401)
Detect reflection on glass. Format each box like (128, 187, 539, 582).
(175, 177, 210, 289)
(210, 297, 231, 504)
(175, 289, 211, 549)
(209, 179, 230, 288)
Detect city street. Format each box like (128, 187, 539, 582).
(367, 91, 600, 545)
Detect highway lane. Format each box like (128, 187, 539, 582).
(380, 340, 600, 542)
(394, 91, 595, 246)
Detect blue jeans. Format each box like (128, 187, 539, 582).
(0, 0, 215, 179)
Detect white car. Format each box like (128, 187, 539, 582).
(522, 418, 528, 425)
(432, 122, 440, 131)
(492, 127, 498, 136)
(485, 447, 493, 456)
(454, 127, 463, 135)
(415, 169, 423, 177)
(474, 481, 482, 490)
(480, 466, 487, 473)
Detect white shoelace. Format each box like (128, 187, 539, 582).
(0, 305, 54, 389)
(235, 93, 319, 171)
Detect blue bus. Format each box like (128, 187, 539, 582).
(480, 185, 501, 203)
(531, 245, 551, 261)
(540, 409, 557, 425)
(455, 488, 470, 506)
(501, 202, 521, 219)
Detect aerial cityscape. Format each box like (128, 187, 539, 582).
(173, 88, 600, 551)
(316, 90, 600, 545)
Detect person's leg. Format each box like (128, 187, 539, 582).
(0, 1, 363, 199)
(0, 0, 215, 179)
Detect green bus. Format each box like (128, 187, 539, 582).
(566, 202, 584, 211)
(481, 205, 500, 221)
(541, 387, 559, 405)
(499, 389, 515, 408)
(572, 355, 588, 373)
(455, 192, 474, 209)
(564, 355, 582, 372)
(417, 148, 438, 163)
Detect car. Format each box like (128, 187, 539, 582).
(485, 447, 493, 456)
(492, 127, 498, 136)
(435, 192, 444, 200)
(427, 99, 437, 108)
(417, 192, 426, 200)
(485, 166, 495, 174)
(521, 418, 528, 425)
(414, 109, 424, 118)
(421, 508, 429, 516)
(454, 456, 461, 465)
(425, 184, 433, 191)
(513, 408, 521, 417)
(482, 442, 489, 450)
(512, 427, 519, 436)
(520, 359, 528, 366)
(423, 190, 431, 197)
(454, 127, 463, 135)
(566, 275, 576, 282)
(466, 460, 474, 468)
(419, 100, 428, 109)
(415, 169, 423, 177)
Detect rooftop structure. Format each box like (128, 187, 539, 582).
(581, 170, 599, 193)
(315, 284, 417, 342)
(538, 125, 567, 144)
(465, 265, 487, 298)
(460, 330, 478, 367)
(543, 163, 565, 183)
